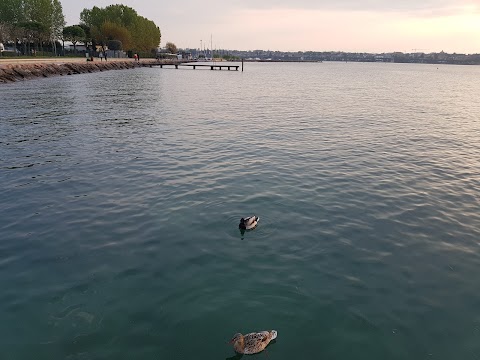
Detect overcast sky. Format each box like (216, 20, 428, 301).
(62, 0, 480, 53)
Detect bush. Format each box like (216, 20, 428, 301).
(107, 40, 122, 51)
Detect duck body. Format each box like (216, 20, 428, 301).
(230, 330, 277, 355)
(239, 216, 259, 230)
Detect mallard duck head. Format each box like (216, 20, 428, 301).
(239, 218, 246, 229)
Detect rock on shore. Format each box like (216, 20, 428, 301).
(0, 60, 142, 83)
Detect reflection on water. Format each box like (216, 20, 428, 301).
(1, 62, 480, 360)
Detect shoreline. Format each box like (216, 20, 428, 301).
(0, 58, 161, 84)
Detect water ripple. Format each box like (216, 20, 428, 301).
(1, 63, 480, 359)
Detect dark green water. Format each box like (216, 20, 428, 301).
(1, 62, 480, 359)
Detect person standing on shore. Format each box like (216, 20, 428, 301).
(99, 51, 103, 61)
(137, 53, 140, 63)
(104, 52, 107, 61)
(134, 53, 138, 62)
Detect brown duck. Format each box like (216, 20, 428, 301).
(229, 330, 277, 355)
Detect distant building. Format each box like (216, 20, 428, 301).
(179, 51, 192, 60)
(64, 43, 87, 52)
(156, 49, 177, 59)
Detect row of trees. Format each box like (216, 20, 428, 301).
(0, 0, 65, 54)
(0, 2, 161, 56)
(79, 5, 161, 55)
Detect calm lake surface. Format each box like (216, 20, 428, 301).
(1, 62, 480, 360)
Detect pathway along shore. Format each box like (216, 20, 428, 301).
(0, 58, 161, 84)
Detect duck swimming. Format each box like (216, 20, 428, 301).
(239, 216, 259, 230)
(229, 330, 277, 355)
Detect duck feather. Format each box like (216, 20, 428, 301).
(239, 216, 259, 230)
(231, 330, 277, 354)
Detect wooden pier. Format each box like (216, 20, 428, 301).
(142, 60, 242, 71)
(154, 63, 239, 71)
(184, 64, 239, 71)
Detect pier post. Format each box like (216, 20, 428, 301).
(242, 58, 244, 72)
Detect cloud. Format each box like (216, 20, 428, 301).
(235, 0, 457, 11)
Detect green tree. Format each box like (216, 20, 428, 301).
(0, 0, 65, 55)
(18, 21, 47, 54)
(130, 16, 160, 52)
(0, 0, 25, 55)
(50, 0, 64, 54)
(0, 0, 24, 25)
(77, 23, 92, 53)
(23, 0, 57, 53)
(100, 21, 131, 49)
(63, 25, 85, 53)
(24, 0, 51, 28)
(0, 22, 12, 43)
(50, 0, 64, 38)
(165, 41, 177, 54)
(107, 39, 121, 56)
(80, 4, 160, 55)
(107, 39, 121, 50)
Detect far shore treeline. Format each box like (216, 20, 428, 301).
(0, 0, 161, 57)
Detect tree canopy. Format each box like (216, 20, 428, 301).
(165, 42, 177, 54)
(80, 4, 161, 52)
(107, 39, 122, 51)
(62, 25, 85, 51)
(0, 0, 65, 42)
(0, 1, 161, 56)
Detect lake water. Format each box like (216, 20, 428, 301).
(1, 61, 480, 360)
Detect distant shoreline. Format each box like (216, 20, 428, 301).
(244, 59, 479, 65)
(1, 57, 476, 84)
